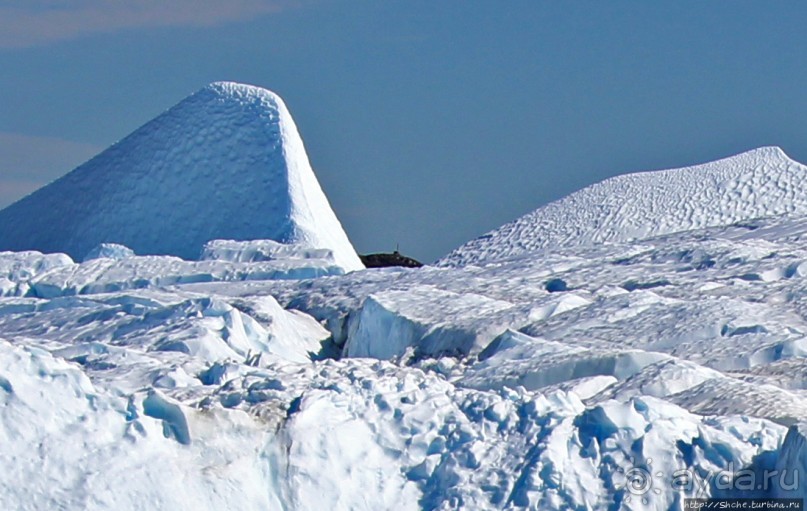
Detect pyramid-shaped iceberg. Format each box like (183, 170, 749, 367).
(0, 82, 363, 271)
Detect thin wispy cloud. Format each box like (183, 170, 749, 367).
(0, 0, 294, 49)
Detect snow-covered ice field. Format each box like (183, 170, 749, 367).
(2, 83, 807, 510)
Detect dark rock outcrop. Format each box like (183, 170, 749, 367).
(359, 251, 423, 269)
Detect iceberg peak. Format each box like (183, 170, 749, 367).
(0, 82, 364, 272)
(440, 146, 807, 266)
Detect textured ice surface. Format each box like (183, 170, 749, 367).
(200, 239, 336, 263)
(0, 82, 363, 272)
(83, 243, 136, 262)
(6, 148, 807, 508)
(441, 146, 807, 267)
(0, 250, 74, 297)
(344, 286, 516, 359)
(27, 253, 345, 298)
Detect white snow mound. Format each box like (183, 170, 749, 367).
(0, 82, 363, 272)
(440, 146, 807, 266)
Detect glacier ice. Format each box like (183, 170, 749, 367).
(0, 250, 74, 297)
(344, 286, 516, 359)
(200, 238, 337, 264)
(4, 113, 807, 509)
(440, 146, 807, 267)
(27, 251, 346, 298)
(0, 82, 363, 272)
(82, 243, 136, 262)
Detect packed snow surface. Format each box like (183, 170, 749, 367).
(7, 140, 807, 509)
(0, 82, 363, 272)
(441, 146, 807, 266)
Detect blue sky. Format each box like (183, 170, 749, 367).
(2, 1, 807, 261)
